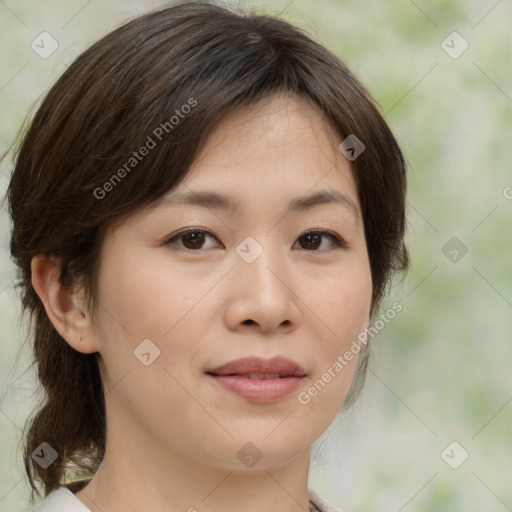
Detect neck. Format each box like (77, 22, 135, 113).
(74, 431, 313, 512)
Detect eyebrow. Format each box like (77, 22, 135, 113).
(161, 188, 359, 218)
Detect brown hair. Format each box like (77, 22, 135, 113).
(5, 1, 408, 502)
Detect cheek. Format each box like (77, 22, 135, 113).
(310, 254, 372, 342)
(297, 256, 371, 412)
(94, 247, 214, 342)
(92, 251, 210, 433)
(90, 251, 211, 404)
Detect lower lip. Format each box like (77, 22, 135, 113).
(208, 375, 304, 403)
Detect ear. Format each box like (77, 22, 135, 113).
(31, 254, 99, 354)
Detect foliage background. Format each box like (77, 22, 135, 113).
(0, 0, 510, 511)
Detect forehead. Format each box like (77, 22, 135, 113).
(106, 93, 363, 237)
(197, 93, 340, 160)
(164, 93, 360, 213)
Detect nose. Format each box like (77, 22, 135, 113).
(223, 241, 300, 335)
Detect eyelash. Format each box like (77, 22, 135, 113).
(164, 228, 349, 253)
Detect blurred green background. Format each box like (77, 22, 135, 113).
(0, 1, 510, 511)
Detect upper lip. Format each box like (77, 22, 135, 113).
(207, 356, 306, 377)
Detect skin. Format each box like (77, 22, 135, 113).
(32, 93, 372, 512)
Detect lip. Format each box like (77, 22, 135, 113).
(206, 356, 306, 403)
(208, 356, 306, 377)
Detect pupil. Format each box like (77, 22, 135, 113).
(303, 233, 319, 249)
(186, 232, 204, 248)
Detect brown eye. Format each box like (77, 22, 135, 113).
(295, 230, 347, 251)
(165, 229, 220, 251)
(181, 231, 206, 250)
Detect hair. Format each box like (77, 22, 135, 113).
(4, 0, 408, 502)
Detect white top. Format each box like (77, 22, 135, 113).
(31, 487, 90, 512)
(31, 486, 343, 512)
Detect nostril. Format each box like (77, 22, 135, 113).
(243, 319, 255, 326)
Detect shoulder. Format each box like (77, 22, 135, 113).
(30, 487, 91, 512)
(308, 488, 344, 512)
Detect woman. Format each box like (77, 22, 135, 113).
(7, 2, 408, 511)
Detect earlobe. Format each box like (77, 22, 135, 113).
(30, 255, 99, 354)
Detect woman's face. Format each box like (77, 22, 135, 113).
(90, 93, 372, 471)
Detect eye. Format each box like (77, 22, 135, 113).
(295, 230, 348, 251)
(164, 228, 348, 252)
(165, 228, 221, 251)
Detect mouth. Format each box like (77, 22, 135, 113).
(206, 356, 306, 403)
(226, 373, 294, 379)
